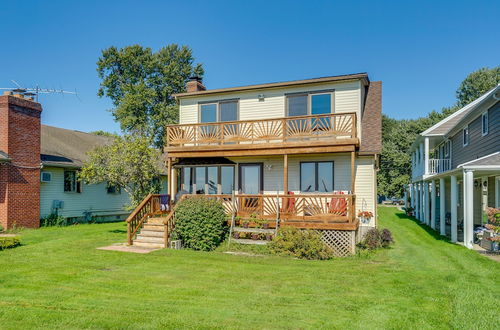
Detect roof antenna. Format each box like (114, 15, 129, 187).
(0, 80, 78, 102)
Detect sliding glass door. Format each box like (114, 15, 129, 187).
(239, 163, 263, 194)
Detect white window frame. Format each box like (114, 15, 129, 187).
(462, 125, 469, 147)
(286, 90, 335, 117)
(481, 111, 489, 136)
(63, 170, 82, 193)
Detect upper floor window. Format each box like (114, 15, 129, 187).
(482, 111, 489, 136)
(286, 91, 334, 117)
(64, 170, 82, 193)
(463, 125, 469, 146)
(444, 140, 451, 158)
(200, 100, 238, 123)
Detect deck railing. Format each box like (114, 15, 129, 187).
(166, 113, 356, 148)
(181, 193, 355, 225)
(428, 158, 451, 175)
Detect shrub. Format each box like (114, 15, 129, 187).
(174, 197, 227, 251)
(0, 236, 20, 250)
(0, 224, 3, 232)
(269, 227, 334, 260)
(40, 213, 68, 227)
(358, 228, 394, 250)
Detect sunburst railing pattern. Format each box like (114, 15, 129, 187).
(166, 113, 356, 147)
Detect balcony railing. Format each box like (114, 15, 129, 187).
(166, 113, 356, 148)
(428, 158, 451, 175)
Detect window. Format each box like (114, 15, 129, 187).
(180, 165, 235, 195)
(64, 170, 82, 193)
(286, 91, 334, 117)
(444, 140, 451, 158)
(300, 161, 334, 192)
(463, 125, 469, 146)
(482, 111, 489, 136)
(200, 100, 238, 123)
(106, 183, 121, 194)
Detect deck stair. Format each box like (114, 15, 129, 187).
(132, 216, 167, 249)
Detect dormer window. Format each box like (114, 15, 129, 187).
(463, 125, 469, 146)
(286, 91, 334, 117)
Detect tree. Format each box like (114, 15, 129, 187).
(79, 134, 162, 209)
(456, 66, 500, 107)
(97, 44, 204, 148)
(378, 66, 500, 198)
(90, 130, 118, 137)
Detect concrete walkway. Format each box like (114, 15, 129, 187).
(97, 243, 159, 254)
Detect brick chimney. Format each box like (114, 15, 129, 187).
(0, 94, 42, 229)
(186, 76, 206, 93)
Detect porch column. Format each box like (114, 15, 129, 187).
(167, 158, 172, 195)
(415, 183, 420, 220)
(409, 184, 414, 208)
(420, 182, 425, 222)
(450, 175, 458, 242)
(351, 151, 356, 194)
(424, 137, 430, 175)
(463, 170, 474, 249)
(283, 154, 288, 193)
(431, 180, 436, 229)
(439, 177, 446, 236)
(424, 182, 430, 225)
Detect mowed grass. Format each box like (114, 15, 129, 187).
(0, 207, 498, 329)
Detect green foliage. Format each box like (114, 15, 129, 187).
(269, 227, 334, 260)
(379, 66, 500, 198)
(97, 44, 204, 148)
(174, 197, 227, 251)
(0, 224, 3, 232)
(357, 228, 394, 250)
(40, 213, 68, 227)
(456, 66, 500, 107)
(0, 236, 20, 250)
(79, 134, 162, 209)
(90, 130, 119, 137)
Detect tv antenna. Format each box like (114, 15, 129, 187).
(0, 80, 79, 102)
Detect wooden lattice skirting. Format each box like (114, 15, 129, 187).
(313, 229, 356, 257)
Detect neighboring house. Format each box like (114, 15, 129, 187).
(409, 84, 500, 249)
(140, 73, 382, 254)
(0, 92, 166, 229)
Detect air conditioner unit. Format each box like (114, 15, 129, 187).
(41, 171, 52, 182)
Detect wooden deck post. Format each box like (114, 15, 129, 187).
(167, 157, 172, 195)
(351, 151, 356, 223)
(283, 154, 289, 215)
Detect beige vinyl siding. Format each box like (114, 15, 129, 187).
(40, 167, 130, 218)
(226, 153, 376, 227)
(179, 80, 362, 126)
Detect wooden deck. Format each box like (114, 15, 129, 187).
(165, 113, 358, 157)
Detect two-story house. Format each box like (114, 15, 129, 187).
(128, 73, 382, 255)
(409, 84, 500, 249)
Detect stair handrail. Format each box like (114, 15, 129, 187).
(162, 194, 191, 247)
(126, 194, 159, 245)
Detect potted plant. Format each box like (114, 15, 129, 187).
(251, 233, 260, 240)
(233, 231, 240, 239)
(265, 233, 273, 241)
(404, 207, 415, 217)
(262, 219, 270, 229)
(241, 219, 250, 228)
(358, 211, 374, 224)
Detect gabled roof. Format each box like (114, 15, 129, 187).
(173, 73, 370, 98)
(422, 84, 500, 136)
(41, 125, 112, 168)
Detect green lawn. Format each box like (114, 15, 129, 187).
(0, 207, 498, 329)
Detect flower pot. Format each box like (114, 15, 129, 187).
(233, 232, 240, 239)
(243, 222, 249, 228)
(265, 234, 273, 241)
(262, 223, 269, 229)
(251, 233, 259, 240)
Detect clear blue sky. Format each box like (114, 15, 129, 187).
(0, 0, 498, 133)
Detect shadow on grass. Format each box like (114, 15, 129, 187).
(109, 229, 127, 234)
(393, 210, 453, 244)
